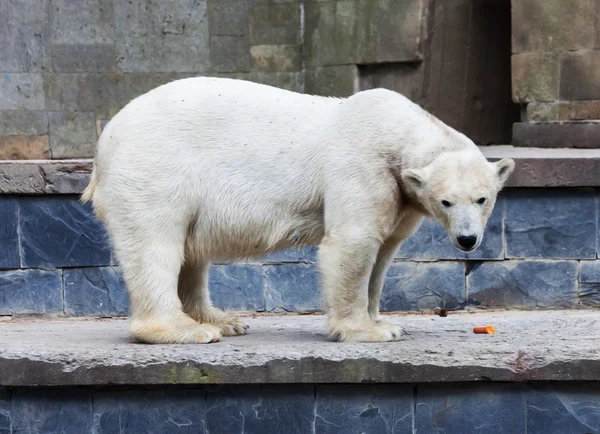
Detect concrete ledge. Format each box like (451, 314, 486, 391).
(2, 147, 600, 193)
(1, 310, 598, 387)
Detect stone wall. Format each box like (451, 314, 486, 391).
(1, 383, 599, 433)
(0, 0, 519, 160)
(1, 188, 599, 317)
(511, 0, 600, 147)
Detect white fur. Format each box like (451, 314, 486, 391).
(82, 77, 514, 344)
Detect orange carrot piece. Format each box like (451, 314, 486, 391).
(473, 325, 495, 334)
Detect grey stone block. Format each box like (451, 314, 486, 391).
(578, 261, 600, 306)
(416, 383, 527, 433)
(205, 385, 314, 434)
(50, 0, 114, 44)
(93, 73, 193, 118)
(0, 1, 50, 72)
(210, 35, 250, 72)
(64, 267, 129, 317)
(397, 197, 504, 260)
(0, 73, 45, 110)
(264, 264, 321, 312)
(208, 0, 248, 36)
(208, 265, 265, 311)
(44, 73, 94, 111)
(0, 110, 48, 135)
(93, 390, 206, 434)
(245, 71, 302, 92)
(51, 44, 116, 72)
(11, 389, 92, 434)
(528, 384, 600, 434)
(19, 197, 111, 268)
(0, 269, 62, 315)
(0, 160, 93, 195)
(0, 389, 8, 434)
(250, 44, 302, 72)
(381, 262, 465, 311)
(305, 65, 358, 97)
(0, 198, 19, 269)
(505, 190, 597, 259)
(316, 384, 414, 434)
(48, 111, 96, 158)
(467, 260, 578, 308)
(249, 1, 301, 45)
(114, 0, 210, 72)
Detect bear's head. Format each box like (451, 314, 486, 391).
(401, 151, 514, 253)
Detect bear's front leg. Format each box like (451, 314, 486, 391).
(319, 231, 404, 342)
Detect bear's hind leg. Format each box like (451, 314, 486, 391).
(114, 224, 222, 344)
(179, 260, 249, 337)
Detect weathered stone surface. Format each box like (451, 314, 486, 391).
(50, 0, 114, 44)
(93, 390, 206, 434)
(467, 261, 578, 308)
(0, 389, 8, 434)
(1, 311, 599, 386)
(525, 102, 563, 122)
(578, 261, 600, 307)
(0, 0, 50, 72)
(0, 160, 93, 194)
(528, 384, 600, 433)
(48, 111, 96, 158)
(512, 53, 558, 103)
(64, 267, 129, 317)
(206, 386, 314, 434)
(264, 264, 321, 312)
(316, 384, 413, 434)
(0, 134, 50, 159)
(416, 383, 527, 433)
(566, 100, 600, 120)
(210, 35, 250, 72)
(513, 121, 600, 149)
(0, 199, 19, 270)
(512, 0, 596, 53)
(114, 0, 210, 73)
(250, 44, 302, 72)
(244, 71, 302, 92)
(0, 110, 48, 136)
(0, 269, 62, 315)
(93, 73, 192, 118)
(209, 265, 265, 311)
(11, 389, 92, 434)
(51, 44, 115, 72)
(381, 262, 465, 312)
(207, 0, 248, 36)
(397, 198, 503, 260)
(0, 73, 45, 110)
(249, 1, 301, 45)
(504, 190, 597, 259)
(560, 49, 600, 100)
(305, 65, 358, 97)
(43, 73, 94, 111)
(304, 0, 423, 67)
(359, 62, 425, 107)
(19, 197, 111, 268)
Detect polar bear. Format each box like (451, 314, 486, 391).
(81, 77, 514, 344)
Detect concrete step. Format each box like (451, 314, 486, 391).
(1, 310, 598, 387)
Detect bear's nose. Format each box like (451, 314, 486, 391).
(457, 235, 477, 250)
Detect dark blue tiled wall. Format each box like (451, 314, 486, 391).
(0, 199, 18, 270)
(209, 265, 265, 311)
(0, 269, 62, 315)
(64, 267, 129, 317)
(579, 261, 600, 306)
(264, 264, 321, 312)
(19, 197, 111, 268)
(2, 383, 600, 434)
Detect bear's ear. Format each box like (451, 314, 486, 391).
(401, 168, 427, 192)
(493, 158, 515, 186)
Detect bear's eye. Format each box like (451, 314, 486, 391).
(441, 200, 452, 208)
(477, 197, 486, 205)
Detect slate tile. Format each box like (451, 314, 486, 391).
(0, 389, 9, 434)
(209, 265, 265, 311)
(579, 261, 600, 306)
(19, 197, 111, 268)
(0, 198, 19, 269)
(264, 264, 321, 312)
(0, 269, 62, 315)
(64, 267, 129, 317)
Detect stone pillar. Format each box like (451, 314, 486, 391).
(511, 0, 600, 147)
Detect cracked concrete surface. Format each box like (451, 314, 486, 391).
(0, 310, 598, 386)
